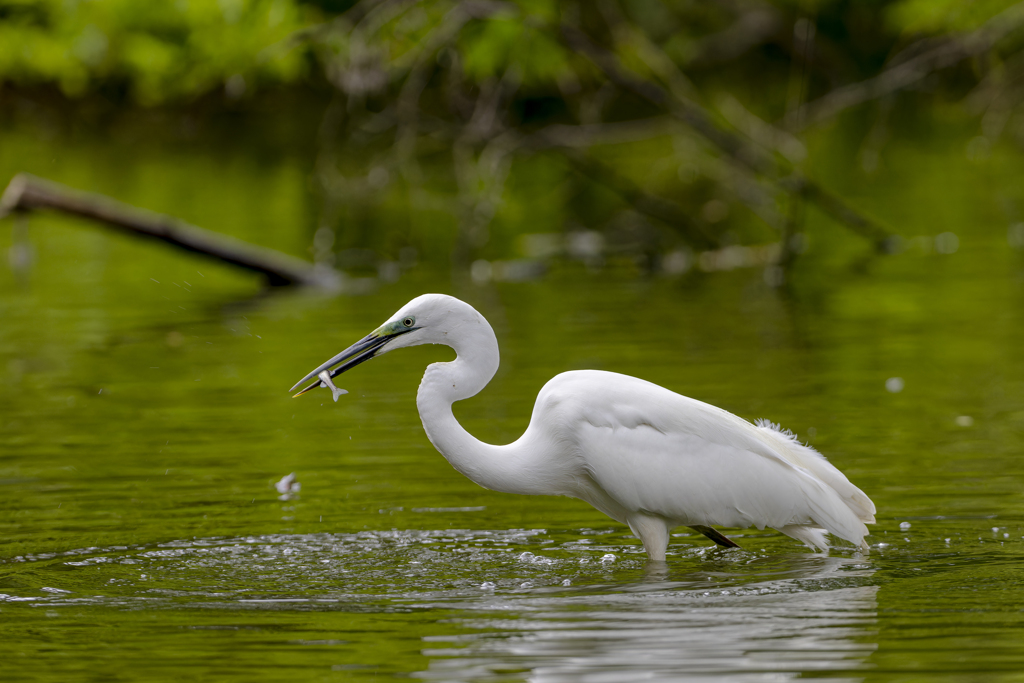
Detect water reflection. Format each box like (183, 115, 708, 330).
(420, 582, 877, 682)
(14, 524, 1024, 680)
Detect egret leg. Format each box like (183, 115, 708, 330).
(627, 514, 672, 561)
(689, 525, 741, 549)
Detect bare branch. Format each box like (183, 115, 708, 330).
(523, 119, 787, 232)
(1, 174, 340, 290)
(686, 4, 786, 68)
(521, 117, 677, 150)
(560, 150, 720, 249)
(557, 23, 895, 249)
(718, 94, 807, 163)
(785, 2, 1024, 130)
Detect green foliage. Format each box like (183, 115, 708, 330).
(4, 0, 1024, 275)
(885, 0, 1020, 34)
(0, 0, 313, 103)
(3, 0, 1021, 105)
(457, 0, 569, 85)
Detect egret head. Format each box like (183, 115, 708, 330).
(289, 294, 488, 397)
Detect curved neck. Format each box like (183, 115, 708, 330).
(415, 316, 507, 488)
(413, 318, 576, 497)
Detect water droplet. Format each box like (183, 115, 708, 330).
(899, 522, 911, 531)
(480, 581, 495, 589)
(885, 377, 904, 393)
(561, 579, 571, 586)
(1009, 223, 1024, 248)
(600, 553, 616, 563)
(934, 231, 959, 254)
(471, 259, 493, 284)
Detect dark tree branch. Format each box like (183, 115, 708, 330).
(521, 119, 786, 235)
(686, 5, 786, 68)
(560, 150, 719, 250)
(557, 23, 896, 250)
(785, 2, 1024, 130)
(0, 174, 340, 290)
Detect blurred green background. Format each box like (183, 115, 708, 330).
(3, 1, 1024, 681)
(4, 0, 1024, 281)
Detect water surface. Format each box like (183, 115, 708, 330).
(3, 124, 1024, 681)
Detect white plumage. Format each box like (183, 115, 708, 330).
(291, 293, 875, 560)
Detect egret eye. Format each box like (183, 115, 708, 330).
(403, 317, 415, 327)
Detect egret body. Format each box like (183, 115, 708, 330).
(291, 294, 875, 560)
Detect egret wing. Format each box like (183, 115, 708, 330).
(533, 370, 871, 546)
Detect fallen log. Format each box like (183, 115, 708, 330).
(0, 173, 341, 290)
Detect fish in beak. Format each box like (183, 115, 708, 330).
(289, 321, 416, 398)
(317, 371, 347, 402)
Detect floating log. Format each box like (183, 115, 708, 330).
(0, 173, 341, 290)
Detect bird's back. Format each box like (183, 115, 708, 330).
(526, 370, 874, 549)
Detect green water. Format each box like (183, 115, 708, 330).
(3, 120, 1024, 681)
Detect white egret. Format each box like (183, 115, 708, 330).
(290, 294, 875, 560)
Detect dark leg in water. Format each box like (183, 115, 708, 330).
(689, 525, 741, 548)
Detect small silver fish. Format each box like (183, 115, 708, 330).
(274, 472, 301, 494)
(318, 370, 348, 402)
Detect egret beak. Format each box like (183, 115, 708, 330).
(289, 325, 413, 397)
